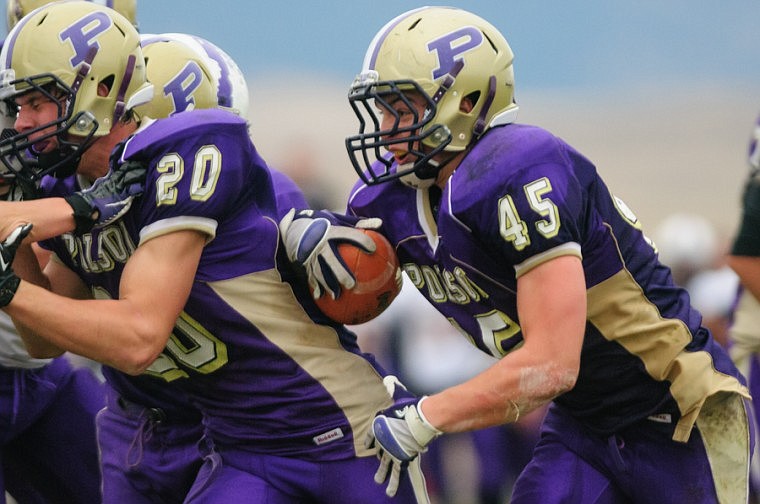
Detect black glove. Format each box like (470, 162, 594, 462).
(0, 223, 32, 307)
(64, 159, 147, 234)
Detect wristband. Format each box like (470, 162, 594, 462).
(63, 194, 96, 234)
(406, 396, 442, 446)
(0, 275, 20, 307)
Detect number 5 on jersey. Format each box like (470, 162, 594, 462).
(498, 177, 560, 251)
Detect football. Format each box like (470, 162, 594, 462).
(314, 229, 402, 325)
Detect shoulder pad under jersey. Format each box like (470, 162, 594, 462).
(123, 108, 249, 160)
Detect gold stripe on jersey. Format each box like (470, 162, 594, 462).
(139, 216, 218, 245)
(209, 269, 393, 457)
(514, 242, 582, 277)
(587, 269, 750, 443)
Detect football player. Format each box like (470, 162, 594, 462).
(96, 32, 313, 503)
(0, 2, 137, 503)
(283, 6, 753, 503)
(726, 112, 760, 499)
(0, 3, 426, 503)
(0, 85, 104, 504)
(728, 113, 760, 377)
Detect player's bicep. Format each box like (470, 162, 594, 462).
(516, 254, 585, 372)
(119, 230, 206, 333)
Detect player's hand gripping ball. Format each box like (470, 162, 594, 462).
(314, 229, 402, 325)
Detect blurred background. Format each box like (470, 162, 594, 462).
(3, 1, 755, 234)
(122, 0, 760, 240)
(5, 2, 759, 503)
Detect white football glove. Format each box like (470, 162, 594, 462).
(279, 208, 382, 299)
(365, 376, 441, 498)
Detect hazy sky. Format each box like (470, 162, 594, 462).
(128, 1, 760, 92)
(2, 1, 756, 92)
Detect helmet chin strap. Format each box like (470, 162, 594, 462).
(399, 60, 467, 190)
(112, 54, 136, 125)
(67, 46, 97, 111)
(473, 76, 496, 138)
(36, 120, 99, 179)
(34, 47, 99, 179)
(399, 162, 436, 189)
(399, 149, 462, 190)
(36, 146, 80, 178)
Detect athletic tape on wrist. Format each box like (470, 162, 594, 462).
(408, 396, 442, 446)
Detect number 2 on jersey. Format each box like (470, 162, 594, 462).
(155, 145, 222, 205)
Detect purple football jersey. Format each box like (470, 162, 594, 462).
(269, 168, 309, 217)
(40, 108, 393, 460)
(347, 122, 748, 442)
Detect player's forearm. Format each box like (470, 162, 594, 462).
(727, 255, 760, 301)
(421, 351, 576, 433)
(0, 198, 76, 242)
(4, 281, 168, 374)
(12, 242, 50, 289)
(14, 322, 66, 358)
(8, 241, 60, 356)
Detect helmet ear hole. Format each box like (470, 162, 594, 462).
(99, 75, 115, 94)
(462, 91, 480, 112)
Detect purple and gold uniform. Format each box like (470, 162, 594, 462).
(348, 123, 752, 503)
(40, 109, 419, 503)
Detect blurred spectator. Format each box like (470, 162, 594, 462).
(275, 142, 338, 211)
(686, 266, 739, 348)
(652, 212, 721, 287)
(652, 211, 739, 347)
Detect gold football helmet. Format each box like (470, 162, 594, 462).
(0, 1, 152, 181)
(169, 33, 249, 117)
(137, 33, 249, 119)
(346, 6, 518, 187)
(7, 0, 138, 31)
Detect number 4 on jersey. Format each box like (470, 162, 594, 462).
(498, 177, 560, 251)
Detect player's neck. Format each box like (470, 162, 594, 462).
(434, 150, 466, 189)
(77, 120, 138, 182)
